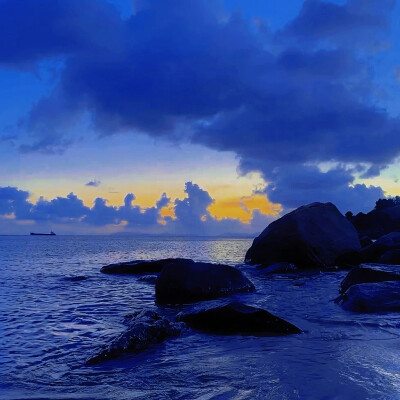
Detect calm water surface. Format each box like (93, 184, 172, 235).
(1, 236, 400, 399)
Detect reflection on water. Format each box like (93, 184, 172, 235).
(1, 235, 400, 399)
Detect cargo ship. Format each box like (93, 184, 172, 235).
(30, 231, 56, 236)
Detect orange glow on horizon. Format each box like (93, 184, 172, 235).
(209, 194, 282, 223)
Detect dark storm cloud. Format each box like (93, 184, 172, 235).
(281, 0, 394, 47)
(0, 0, 122, 68)
(0, 0, 398, 210)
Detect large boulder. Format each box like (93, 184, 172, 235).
(178, 302, 301, 335)
(337, 281, 400, 313)
(86, 310, 182, 365)
(100, 258, 193, 274)
(339, 266, 400, 294)
(155, 261, 255, 304)
(245, 202, 361, 269)
(361, 232, 400, 262)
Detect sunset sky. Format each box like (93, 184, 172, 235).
(1, 0, 400, 235)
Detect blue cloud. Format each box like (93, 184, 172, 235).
(85, 180, 101, 187)
(0, 186, 31, 218)
(265, 165, 384, 213)
(0, 183, 278, 235)
(0, 0, 396, 210)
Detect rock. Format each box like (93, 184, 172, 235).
(337, 281, 400, 313)
(339, 266, 400, 294)
(245, 202, 361, 269)
(360, 236, 373, 248)
(63, 275, 87, 282)
(334, 250, 363, 269)
(361, 232, 400, 262)
(155, 261, 255, 304)
(178, 302, 301, 335)
(86, 310, 182, 365)
(258, 262, 298, 274)
(138, 275, 158, 284)
(377, 249, 400, 265)
(100, 258, 193, 274)
(349, 209, 394, 239)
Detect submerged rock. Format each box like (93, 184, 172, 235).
(338, 281, 400, 313)
(245, 202, 361, 269)
(86, 310, 182, 365)
(377, 249, 400, 265)
(100, 258, 193, 274)
(339, 266, 400, 294)
(258, 262, 298, 274)
(179, 302, 301, 335)
(155, 261, 255, 304)
(63, 275, 87, 282)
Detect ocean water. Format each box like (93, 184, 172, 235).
(1, 235, 400, 400)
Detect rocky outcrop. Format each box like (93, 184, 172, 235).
(349, 210, 394, 239)
(258, 262, 298, 274)
(361, 232, 400, 262)
(337, 281, 400, 313)
(86, 310, 182, 365)
(339, 266, 400, 294)
(155, 261, 255, 304)
(360, 236, 373, 248)
(245, 202, 361, 269)
(178, 302, 301, 335)
(100, 258, 193, 274)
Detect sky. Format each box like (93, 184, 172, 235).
(1, 0, 400, 235)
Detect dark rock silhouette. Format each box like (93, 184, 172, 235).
(155, 261, 255, 304)
(63, 275, 87, 282)
(337, 281, 400, 313)
(178, 302, 301, 335)
(377, 249, 400, 265)
(245, 202, 361, 269)
(100, 258, 193, 274)
(334, 250, 363, 269)
(359, 236, 373, 248)
(361, 232, 400, 262)
(349, 210, 394, 239)
(258, 262, 298, 274)
(86, 310, 182, 365)
(339, 266, 400, 294)
(348, 200, 400, 238)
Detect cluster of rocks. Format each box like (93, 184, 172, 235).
(88, 256, 299, 364)
(336, 266, 400, 313)
(88, 201, 400, 364)
(348, 204, 400, 239)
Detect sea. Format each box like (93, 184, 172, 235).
(1, 235, 400, 400)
